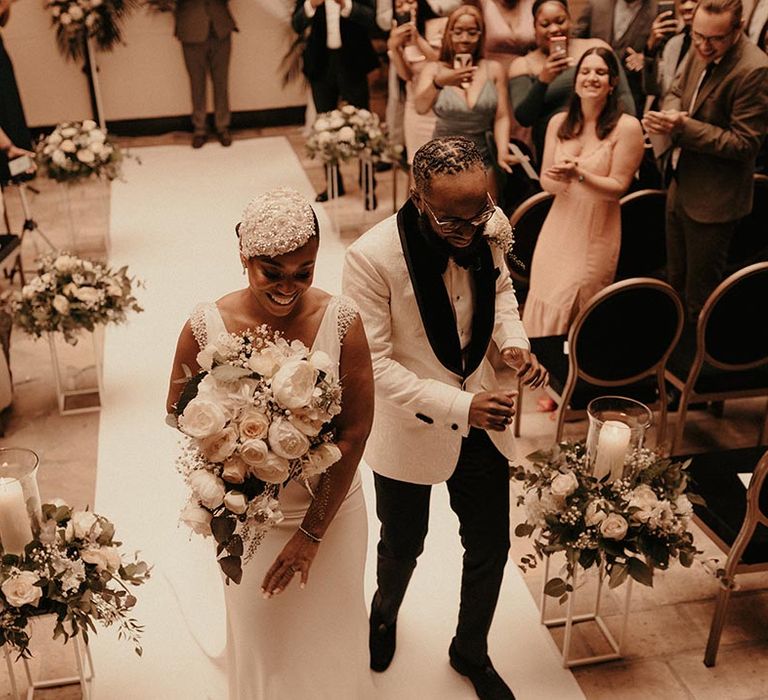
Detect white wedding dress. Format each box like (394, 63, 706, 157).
(190, 295, 374, 699)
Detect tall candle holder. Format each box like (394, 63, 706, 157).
(586, 397, 652, 482)
(0, 448, 42, 556)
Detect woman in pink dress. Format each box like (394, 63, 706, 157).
(522, 47, 644, 338)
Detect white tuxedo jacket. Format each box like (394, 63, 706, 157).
(342, 203, 530, 485)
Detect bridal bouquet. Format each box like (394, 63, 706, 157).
(0, 501, 151, 658)
(46, 0, 137, 61)
(36, 121, 124, 183)
(306, 105, 402, 166)
(8, 253, 143, 345)
(512, 443, 701, 601)
(176, 326, 343, 584)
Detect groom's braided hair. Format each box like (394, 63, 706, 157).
(412, 137, 484, 195)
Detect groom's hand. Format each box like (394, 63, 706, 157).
(501, 347, 549, 389)
(469, 391, 516, 432)
(261, 531, 319, 598)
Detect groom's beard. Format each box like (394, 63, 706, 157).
(416, 213, 484, 270)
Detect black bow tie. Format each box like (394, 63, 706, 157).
(416, 215, 484, 272)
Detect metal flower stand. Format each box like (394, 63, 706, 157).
(47, 328, 103, 415)
(360, 155, 376, 213)
(540, 556, 633, 668)
(3, 622, 94, 699)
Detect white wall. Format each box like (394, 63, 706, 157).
(3, 0, 307, 127)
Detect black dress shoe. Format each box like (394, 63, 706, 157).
(374, 160, 393, 172)
(449, 640, 515, 700)
(217, 129, 232, 147)
(191, 133, 206, 149)
(369, 605, 396, 672)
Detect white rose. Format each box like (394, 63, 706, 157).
(337, 126, 356, 143)
(249, 451, 290, 484)
(288, 410, 324, 436)
(89, 129, 106, 143)
(68, 5, 83, 20)
(81, 546, 121, 572)
(313, 117, 331, 132)
(239, 438, 270, 469)
(69, 510, 99, 539)
(648, 501, 675, 531)
(550, 470, 579, 498)
(585, 499, 609, 526)
(238, 409, 270, 440)
(52, 150, 67, 166)
(90, 141, 104, 155)
(76, 148, 95, 164)
(316, 131, 332, 145)
(329, 115, 345, 129)
(73, 286, 100, 304)
(194, 375, 237, 421)
(189, 470, 226, 509)
(48, 132, 63, 145)
(246, 347, 283, 378)
(268, 417, 311, 460)
(200, 427, 238, 463)
(223, 491, 248, 515)
(357, 108, 371, 119)
(179, 399, 227, 438)
(1, 572, 42, 608)
(180, 502, 212, 536)
(271, 358, 316, 409)
(60, 138, 76, 152)
(53, 294, 71, 315)
(81, 119, 97, 131)
(599, 513, 629, 540)
(523, 489, 546, 527)
(628, 484, 659, 523)
(196, 344, 217, 371)
(221, 455, 248, 484)
(54, 255, 77, 273)
(341, 104, 357, 115)
(303, 443, 342, 477)
(308, 350, 335, 376)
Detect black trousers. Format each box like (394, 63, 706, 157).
(372, 428, 510, 665)
(666, 182, 738, 321)
(309, 49, 370, 113)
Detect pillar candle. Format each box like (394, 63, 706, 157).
(593, 420, 631, 482)
(0, 477, 33, 556)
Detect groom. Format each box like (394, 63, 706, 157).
(342, 136, 547, 700)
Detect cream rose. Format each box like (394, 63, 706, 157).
(200, 427, 238, 463)
(1, 572, 42, 608)
(585, 499, 609, 526)
(60, 138, 76, 152)
(54, 254, 77, 273)
(221, 456, 248, 485)
(303, 443, 342, 477)
(81, 546, 121, 572)
(599, 513, 629, 540)
(239, 409, 269, 440)
(337, 126, 355, 143)
(179, 399, 228, 439)
(189, 470, 226, 509)
(81, 119, 97, 131)
(53, 294, 71, 315)
(249, 452, 290, 484)
(271, 359, 316, 409)
(239, 438, 270, 469)
(313, 117, 331, 132)
(180, 502, 212, 536)
(223, 491, 248, 515)
(246, 347, 282, 378)
(268, 417, 311, 460)
(550, 470, 579, 498)
(76, 149, 95, 164)
(628, 484, 659, 523)
(68, 510, 100, 540)
(73, 286, 100, 305)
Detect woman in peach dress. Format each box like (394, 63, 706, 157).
(522, 47, 644, 338)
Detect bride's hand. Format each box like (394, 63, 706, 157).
(261, 530, 320, 597)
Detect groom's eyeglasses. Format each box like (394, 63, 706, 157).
(422, 194, 496, 234)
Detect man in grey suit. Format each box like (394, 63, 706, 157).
(575, 0, 659, 113)
(644, 0, 768, 320)
(174, 0, 237, 149)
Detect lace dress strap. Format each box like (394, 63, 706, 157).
(335, 295, 359, 342)
(189, 302, 229, 350)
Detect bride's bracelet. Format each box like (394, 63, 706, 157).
(298, 526, 322, 544)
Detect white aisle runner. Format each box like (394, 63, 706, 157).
(94, 136, 583, 699)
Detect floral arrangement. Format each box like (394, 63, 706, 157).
(512, 443, 701, 600)
(0, 501, 151, 658)
(306, 105, 402, 166)
(46, 0, 137, 61)
(8, 253, 143, 345)
(36, 121, 125, 183)
(176, 326, 343, 584)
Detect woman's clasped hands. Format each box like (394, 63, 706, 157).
(544, 156, 580, 182)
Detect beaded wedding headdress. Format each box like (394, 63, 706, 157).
(238, 187, 317, 259)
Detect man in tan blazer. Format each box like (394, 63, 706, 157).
(174, 0, 237, 148)
(644, 0, 768, 320)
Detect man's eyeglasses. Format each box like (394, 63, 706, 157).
(422, 194, 496, 234)
(691, 28, 735, 45)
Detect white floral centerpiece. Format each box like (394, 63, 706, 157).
(306, 105, 402, 166)
(7, 253, 143, 345)
(36, 121, 125, 184)
(512, 443, 701, 600)
(175, 326, 343, 584)
(46, 0, 136, 61)
(0, 501, 150, 658)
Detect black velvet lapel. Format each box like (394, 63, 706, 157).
(397, 200, 498, 378)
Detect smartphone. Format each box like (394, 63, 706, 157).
(8, 155, 34, 178)
(550, 35, 567, 59)
(394, 10, 411, 26)
(656, 0, 675, 16)
(453, 52, 473, 69)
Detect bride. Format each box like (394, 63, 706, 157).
(165, 188, 375, 698)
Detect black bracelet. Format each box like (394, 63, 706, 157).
(432, 78, 443, 90)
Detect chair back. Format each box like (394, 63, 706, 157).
(570, 278, 684, 385)
(699, 262, 768, 371)
(507, 191, 554, 286)
(747, 451, 768, 530)
(616, 189, 667, 281)
(728, 174, 768, 269)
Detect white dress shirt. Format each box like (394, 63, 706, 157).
(304, 0, 352, 49)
